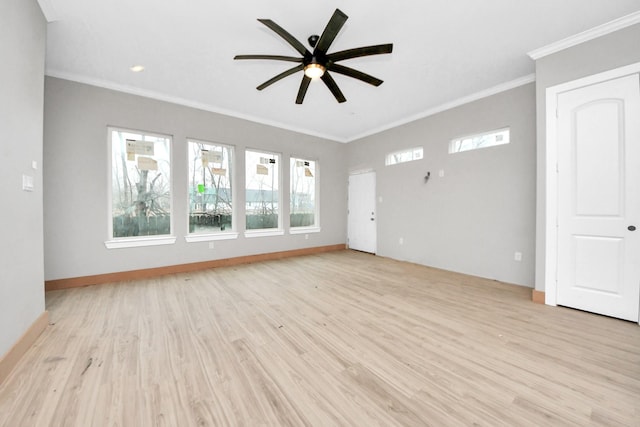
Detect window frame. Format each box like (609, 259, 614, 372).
(449, 127, 511, 154)
(244, 148, 284, 238)
(385, 147, 424, 166)
(105, 126, 176, 249)
(185, 138, 238, 243)
(289, 156, 321, 234)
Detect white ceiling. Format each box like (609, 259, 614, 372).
(41, 0, 640, 142)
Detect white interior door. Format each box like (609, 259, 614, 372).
(556, 73, 640, 322)
(348, 172, 376, 253)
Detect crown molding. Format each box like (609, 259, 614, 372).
(37, 0, 60, 22)
(45, 69, 348, 143)
(47, 69, 535, 145)
(346, 74, 536, 142)
(528, 11, 640, 60)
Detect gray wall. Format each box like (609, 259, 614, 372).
(347, 83, 536, 287)
(44, 23, 640, 292)
(534, 23, 640, 292)
(43, 77, 347, 280)
(0, 0, 46, 356)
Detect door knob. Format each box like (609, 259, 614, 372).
(629, 225, 636, 231)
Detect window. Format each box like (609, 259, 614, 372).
(449, 127, 510, 153)
(245, 150, 282, 235)
(290, 158, 318, 231)
(187, 139, 236, 241)
(385, 147, 423, 166)
(107, 127, 173, 248)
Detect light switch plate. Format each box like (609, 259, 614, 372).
(22, 174, 34, 191)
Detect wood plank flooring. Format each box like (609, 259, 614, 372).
(1, 250, 639, 426)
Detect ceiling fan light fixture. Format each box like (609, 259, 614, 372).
(304, 63, 325, 79)
(234, 9, 392, 103)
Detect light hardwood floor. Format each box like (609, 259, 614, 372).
(1, 250, 639, 426)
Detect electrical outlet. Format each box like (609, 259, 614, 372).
(514, 251, 522, 262)
(208, 242, 214, 249)
(399, 237, 404, 245)
(305, 234, 309, 240)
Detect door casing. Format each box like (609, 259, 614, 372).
(544, 61, 640, 325)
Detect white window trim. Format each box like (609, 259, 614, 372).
(185, 232, 239, 243)
(106, 126, 174, 246)
(244, 229, 285, 238)
(289, 226, 321, 235)
(186, 138, 236, 236)
(290, 156, 320, 231)
(385, 147, 423, 166)
(449, 127, 510, 154)
(105, 236, 176, 249)
(245, 148, 284, 233)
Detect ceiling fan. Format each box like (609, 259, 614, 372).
(234, 9, 393, 104)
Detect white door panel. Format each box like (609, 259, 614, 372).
(556, 73, 640, 322)
(348, 172, 376, 253)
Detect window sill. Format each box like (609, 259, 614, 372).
(244, 229, 285, 238)
(289, 226, 321, 235)
(105, 236, 176, 249)
(185, 232, 239, 243)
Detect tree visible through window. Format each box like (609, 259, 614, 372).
(290, 158, 317, 228)
(449, 128, 510, 153)
(385, 147, 423, 166)
(110, 128, 171, 238)
(188, 140, 233, 234)
(245, 150, 280, 230)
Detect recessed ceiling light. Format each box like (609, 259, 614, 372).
(130, 65, 145, 73)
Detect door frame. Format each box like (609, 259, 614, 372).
(347, 170, 377, 254)
(544, 61, 640, 324)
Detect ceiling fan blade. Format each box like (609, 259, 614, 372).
(256, 64, 304, 90)
(234, 54, 303, 63)
(257, 19, 310, 56)
(326, 63, 383, 86)
(314, 9, 348, 55)
(327, 44, 393, 62)
(296, 76, 312, 104)
(321, 72, 346, 103)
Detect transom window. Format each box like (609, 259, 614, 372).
(449, 128, 510, 153)
(385, 147, 423, 166)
